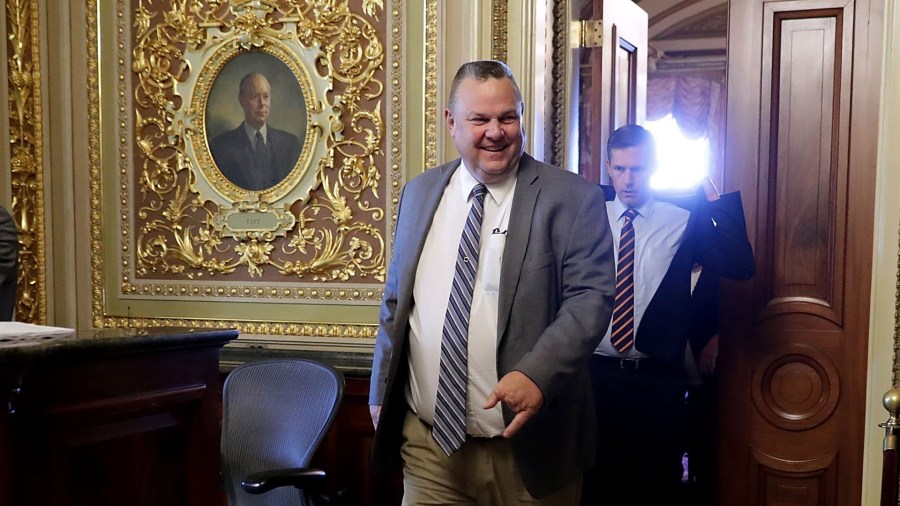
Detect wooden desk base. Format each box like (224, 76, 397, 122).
(0, 328, 235, 506)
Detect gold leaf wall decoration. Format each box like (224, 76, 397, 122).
(54, 0, 388, 329)
(84, 0, 425, 335)
(127, 0, 386, 287)
(5, 0, 46, 323)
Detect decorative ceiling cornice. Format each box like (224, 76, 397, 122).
(655, 4, 727, 40)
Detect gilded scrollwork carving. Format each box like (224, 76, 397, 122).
(424, 0, 437, 169)
(387, 3, 403, 224)
(550, 0, 567, 168)
(99, 315, 378, 339)
(5, 0, 46, 324)
(894, 212, 900, 385)
(89, 0, 418, 335)
(491, 0, 508, 63)
(127, 0, 386, 284)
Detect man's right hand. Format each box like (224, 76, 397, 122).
(369, 404, 382, 430)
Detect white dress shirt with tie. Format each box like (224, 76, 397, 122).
(243, 122, 268, 146)
(595, 196, 690, 358)
(405, 161, 517, 438)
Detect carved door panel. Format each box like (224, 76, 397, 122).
(577, 0, 647, 183)
(720, 0, 882, 504)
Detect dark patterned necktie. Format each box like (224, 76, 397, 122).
(433, 183, 487, 456)
(254, 131, 265, 153)
(250, 131, 273, 189)
(611, 208, 638, 353)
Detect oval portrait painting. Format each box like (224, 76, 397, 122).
(205, 51, 308, 192)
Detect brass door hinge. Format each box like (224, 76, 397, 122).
(575, 19, 603, 48)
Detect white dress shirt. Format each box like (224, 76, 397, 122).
(242, 122, 268, 144)
(595, 196, 690, 358)
(406, 161, 517, 437)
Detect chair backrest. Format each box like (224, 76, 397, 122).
(221, 359, 344, 506)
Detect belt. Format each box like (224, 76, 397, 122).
(409, 409, 503, 440)
(591, 354, 670, 373)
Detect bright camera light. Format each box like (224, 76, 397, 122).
(644, 115, 709, 190)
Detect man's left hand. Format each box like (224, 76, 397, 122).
(483, 371, 544, 438)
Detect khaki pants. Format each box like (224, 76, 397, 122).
(400, 411, 580, 506)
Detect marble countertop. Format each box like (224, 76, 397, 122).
(0, 325, 372, 378)
(0, 326, 239, 365)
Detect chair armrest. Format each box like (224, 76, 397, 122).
(241, 466, 326, 495)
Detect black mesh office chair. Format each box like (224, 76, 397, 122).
(221, 359, 344, 506)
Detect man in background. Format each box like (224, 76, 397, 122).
(582, 124, 755, 505)
(684, 263, 720, 506)
(369, 60, 615, 504)
(209, 72, 301, 191)
(0, 205, 17, 320)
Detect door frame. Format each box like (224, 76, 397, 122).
(863, 0, 900, 501)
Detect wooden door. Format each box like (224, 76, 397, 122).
(577, 0, 647, 183)
(720, 0, 883, 504)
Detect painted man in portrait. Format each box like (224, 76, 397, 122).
(209, 72, 302, 191)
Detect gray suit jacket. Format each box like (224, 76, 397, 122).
(369, 154, 615, 498)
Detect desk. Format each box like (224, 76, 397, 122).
(0, 327, 237, 506)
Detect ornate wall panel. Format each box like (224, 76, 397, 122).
(5, 0, 47, 324)
(88, 0, 428, 337)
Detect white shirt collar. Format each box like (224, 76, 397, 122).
(242, 122, 268, 143)
(457, 160, 518, 206)
(612, 195, 657, 222)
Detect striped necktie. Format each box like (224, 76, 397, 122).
(611, 208, 638, 353)
(433, 183, 487, 456)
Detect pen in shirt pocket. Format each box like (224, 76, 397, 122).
(491, 228, 508, 235)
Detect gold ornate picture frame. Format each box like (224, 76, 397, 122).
(186, 44, 328, 234)
(88, 0, 425, 337)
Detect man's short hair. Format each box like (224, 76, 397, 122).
(238, 72, 267, 98)
(447, 60, 523, 111)
(606, 124, 656, 162)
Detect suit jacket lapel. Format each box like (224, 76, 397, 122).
(497, 156, 539, 340)
(235, 127, 255, 174)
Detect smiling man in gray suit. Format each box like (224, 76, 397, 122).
(368, 60, 615, 504)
